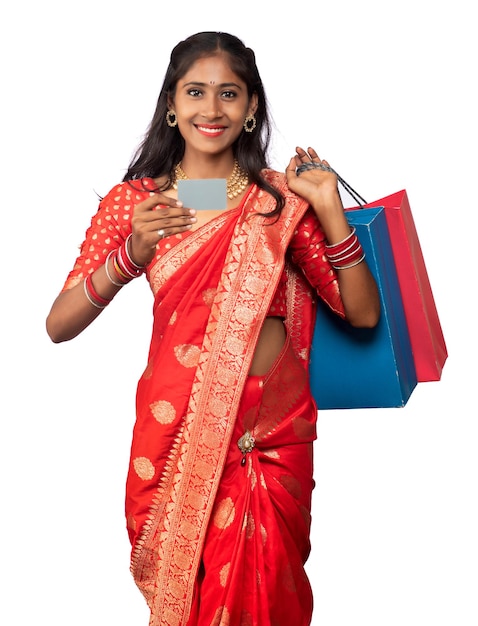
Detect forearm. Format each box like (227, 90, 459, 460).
(310, 192, 380, 328)
(46, 263, 123, 342)
(335, 263, 380, 327)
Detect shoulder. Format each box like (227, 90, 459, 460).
(100, 178, 157, 206)
(89, 178, 158, 234)
(261, 167, 286, 188)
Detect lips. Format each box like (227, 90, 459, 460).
(195, 125, 227, 137)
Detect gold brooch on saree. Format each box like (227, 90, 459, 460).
(238, 430, 256, 466)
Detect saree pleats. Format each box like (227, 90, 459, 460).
(187, 336, 316, 625)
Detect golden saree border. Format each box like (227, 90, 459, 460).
(131, 173, 311, 625)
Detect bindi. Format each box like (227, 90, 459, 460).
(209, 80, 215, 85)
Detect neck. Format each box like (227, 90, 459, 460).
(179, 152, 236, 180)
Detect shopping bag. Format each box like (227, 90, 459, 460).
(358, 190, 447, 381)
(309, 206, 417, 409)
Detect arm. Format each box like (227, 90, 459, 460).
(46, 185, 196, 343)
(286, 147, 380, 328)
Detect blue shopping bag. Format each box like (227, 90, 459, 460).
(309, 206, 417, 409)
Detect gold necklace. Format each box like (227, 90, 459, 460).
(172, 159, 249, 200)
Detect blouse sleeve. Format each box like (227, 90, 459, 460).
(61, 181, 148, 291)
(288, 208, 346, 318)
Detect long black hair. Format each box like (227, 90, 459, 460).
(123, 31, 284, 215)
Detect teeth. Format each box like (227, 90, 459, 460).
(197, 126, 224, 134)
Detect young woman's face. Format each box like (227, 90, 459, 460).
(171, 54, 257, 159)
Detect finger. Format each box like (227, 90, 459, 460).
(286, 157, 297, 173)
(153, 205, 195, 219)
(295, 146, 310, 162)
(156, 216, 195, 242)
(134, 193, 183, 214)
(154, 213, 196, 232)
(307, 147, 320, 161)
(135, 206, 195, 233)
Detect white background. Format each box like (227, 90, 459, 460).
(1, 1, 476, 624)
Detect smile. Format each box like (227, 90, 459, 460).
(195, 125, 227, 137)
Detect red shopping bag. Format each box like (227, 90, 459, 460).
(339, 176, 447, 382)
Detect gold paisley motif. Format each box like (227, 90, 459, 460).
(245, 511, 255, 539)
(163, 608, 180, 625)
(260, 523, 267, 546)
(240, 610, 254, 626)
(149, 399, 176, 424)
(179, 519, 199, 541)
(256, 568, 262, 586)
(202, 287, 216, 307)
(201, 428, 221, 449)
(300, 503, 312, 527)
(133, 457, 155, 481)
(216, 367, 237, 387)
(174, 344, 200, 368)
(162, 262, 177, 281)
(194, 458, 214, 480)
(185, 490, 206, 511)
(263, 449, 280, 459)
(244, 275, 266, 295)
(255, 245, 275, 264)
(219, 562, 230, 587)
(211, 606, 230, 626)
(213, 497, 235, 530)
(234, 305, 256, 325)
(224, 335, 245, 356)
(172, 550, 190, 572)
(292, 416, 316, 439)
(281, 562, 297, 593)
(142, 359, 153, 380)
(169, 310, 178, 325)
(280, 473, 302, 499)
(209, 397, 228, 419)
(250, 467, 258, 491)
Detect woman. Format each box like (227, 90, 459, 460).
(46, 31, 380, 626)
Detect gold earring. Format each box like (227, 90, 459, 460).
(243, 114, 257, 133)
(166, 110, 178, 127)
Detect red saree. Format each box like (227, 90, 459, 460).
(63, 171, 345, 626)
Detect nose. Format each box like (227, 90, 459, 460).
(201, 94, 222, 120)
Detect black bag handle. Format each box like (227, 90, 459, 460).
(295, 161, 368, 207)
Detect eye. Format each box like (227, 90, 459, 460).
(187, 88, 203, 97)
(221, 90, 237, 99)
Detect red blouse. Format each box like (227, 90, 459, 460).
(63, 181, 344, 320)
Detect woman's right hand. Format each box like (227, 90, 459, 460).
(129, 193, 197, 266)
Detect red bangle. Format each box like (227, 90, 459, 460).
(115, 236, 145, 279)
(84, 273, 112, 308)
(105, 250, 130, 286)
(325, 228, 366, 269)
(325, 227, 356, 254)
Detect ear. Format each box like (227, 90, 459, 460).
(248, 92, 258, 116)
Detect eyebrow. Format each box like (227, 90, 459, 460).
(182, 81, 243, 90)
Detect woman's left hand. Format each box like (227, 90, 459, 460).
(286, 146, 340, 209)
